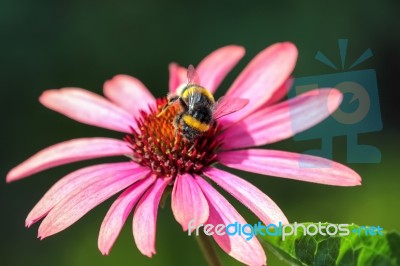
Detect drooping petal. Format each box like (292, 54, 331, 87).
(7, 138, 132, 182)
(219, 149, 362, 186)
(98, 176, 156, 255)
(195, 175, 266, 266)
(196, 45, 245, 94)
(221, 42, 298, 125)
(169, 63, 187, 93)
(27, 162, 141, 227)
(203, 167, 288, 225)
(171, 174, 209, 231)
(103, 74, 155, 114)
(38, 165, 149, 238)
(220, 89, 342, 150)
(39, 88, 136, 133)
(133, 177, 170, 257)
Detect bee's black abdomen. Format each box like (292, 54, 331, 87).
(188, 104, 213, 124)
(181, 123, 202, 141)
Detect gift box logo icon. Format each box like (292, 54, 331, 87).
(289, 39, 382, 165)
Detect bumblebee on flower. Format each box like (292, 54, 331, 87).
(7, 42, 361, 266)
(158, 64, 248, 142)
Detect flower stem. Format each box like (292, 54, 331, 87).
(195, 231, 222, 266)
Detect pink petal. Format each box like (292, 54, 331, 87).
(169, 63, 187, 93)
(195, 175, 267, 266)
(196, 45, 245, 93)
(171, 174, 209, 231)
(7, 138, 132, 182)
(219, 149, 362, 186)
(220, 89, 342, 150)
(27, 162, 140, 228)
(203, 167, 287, 225)
(98, 176, 156, 255)
(221, 42, 298, 125)
(39, 88, 136, 133)
(38, 164, 149, 238)
(262, 77, 293, 106)
(133, 177, 170, 257)
(103, 74, 155, 114)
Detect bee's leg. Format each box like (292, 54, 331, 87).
(173, 113, 183, 146)
(178, 97, 187, 109)
(157, 95, 179, 117)
(157, 106, 168, 117)
(174, 98, 188, 131)
(168, 94, 180, 103)
(173, 113, 181, 129)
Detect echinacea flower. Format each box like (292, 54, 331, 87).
(7, 42, 361, 266)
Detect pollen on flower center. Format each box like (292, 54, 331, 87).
(124, 98, 222, 178)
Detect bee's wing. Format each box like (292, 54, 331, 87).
(213, 96, 249, 120)
(187, 64, 200, 85)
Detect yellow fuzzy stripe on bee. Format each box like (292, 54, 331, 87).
(182, 86, 215, 102)
(182, 115, 210, 132)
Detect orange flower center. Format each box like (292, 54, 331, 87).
(124, 98, 222, 178)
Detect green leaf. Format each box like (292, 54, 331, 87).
(260, 222, 400, 266)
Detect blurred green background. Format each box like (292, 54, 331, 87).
(1, 0, 399, 265)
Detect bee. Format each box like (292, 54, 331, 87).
(158, 65, 249, 142)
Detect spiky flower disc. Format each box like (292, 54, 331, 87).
(125, 98, 221, 178)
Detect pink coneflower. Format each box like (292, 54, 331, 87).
(7, 43, 360, 266)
